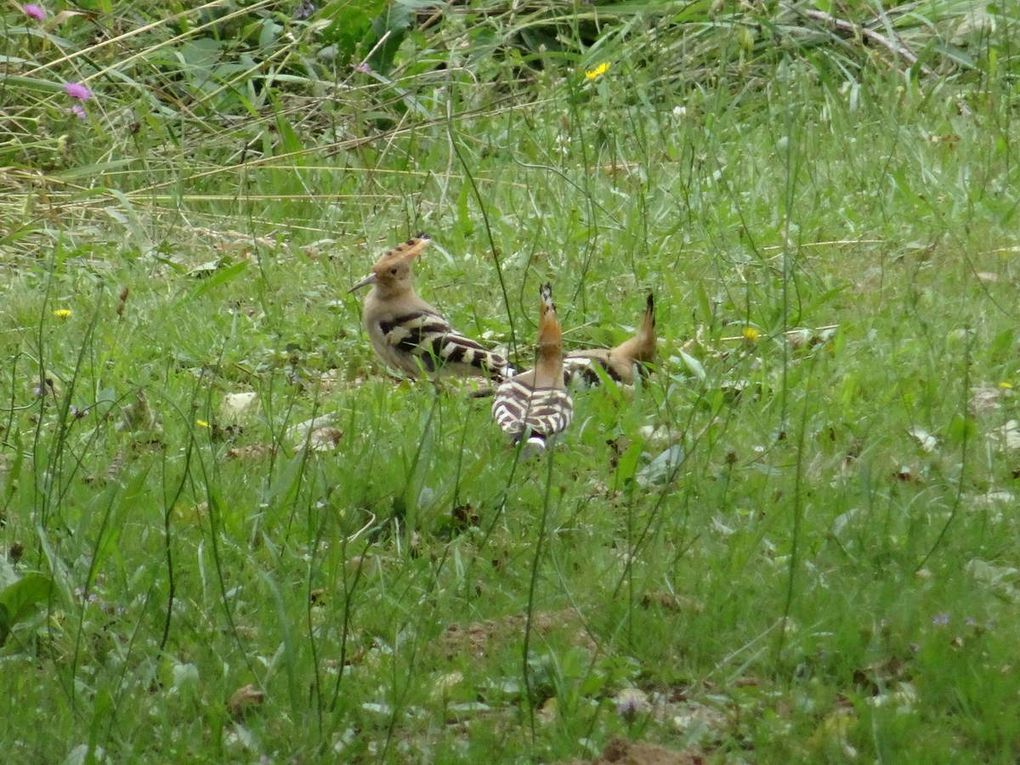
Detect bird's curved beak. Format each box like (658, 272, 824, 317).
(348, 273, 376, 293)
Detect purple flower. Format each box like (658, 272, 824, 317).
(23, 4, 46, 21)
(64, 82, 92, 101)
(353, 62, 372, 74)
(613, 688, 650, 721)
(70, 104, 87, 120)
(931, 613, 950, 627)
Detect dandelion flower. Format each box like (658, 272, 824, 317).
(742, 326, 761, 342)
(999, 381, 1013, 390)
(22, 4, 46, 21)
(53, 308, 72, 320)
(584, 62, 610, 81)
(195, 419, 210, 429)
(64, 82, 92, 101)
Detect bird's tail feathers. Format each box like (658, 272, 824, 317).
(643, 292, 656, 334)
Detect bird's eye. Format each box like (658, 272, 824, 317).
(389, 267, 398, 275)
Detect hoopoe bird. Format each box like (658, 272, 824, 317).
(492, 283, 573, 452)
(563, 293, 656, 386)
(349, 234, 515, 381)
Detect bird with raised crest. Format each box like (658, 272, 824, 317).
(563, 293, 656, 386)
(492, 283, 573, 452)
(349, 234, 515, 381)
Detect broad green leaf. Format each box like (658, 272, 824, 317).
(0, 573, 54, 646)
(369, 2, 414, 74)
(615, 438, 644, 485)
(678, 349, 706, 381)
(183, 260, 250, 302)
(322, 0, 387, 63)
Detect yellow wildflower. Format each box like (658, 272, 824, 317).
(584, 62, 611, 81)
(195, 419, 210, 428)
(53, 309, 72, 320)
(998, 381, 1013, 390)
(742, 326, 761, 342)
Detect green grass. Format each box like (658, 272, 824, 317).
(2, 1, 1019, 762)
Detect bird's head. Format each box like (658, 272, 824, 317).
(537, 282, 562, 356)
(349, 234, 431, 297)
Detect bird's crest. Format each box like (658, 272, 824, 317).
(538, 282, 561, 349)
(372, 233, 431, 272)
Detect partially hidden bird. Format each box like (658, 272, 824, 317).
(563, 293, 656, 386)
(349, 234, 514, 381)
(492, 283, 573, 452)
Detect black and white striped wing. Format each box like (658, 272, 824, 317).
(492, 382, 573, 443)
(563, 352, 650, 386)
(563, 354, 619, 387)
(378, 310, 513, 379)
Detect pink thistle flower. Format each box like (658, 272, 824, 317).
(22, 4, 46, 21)
(64, 82, 92, 101)
(70, 104, 87, 120)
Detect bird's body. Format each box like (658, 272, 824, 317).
(492, 284, 573, 452)
(491, 381, 573, 448)
(350, 235, 514, 381)
(563, 293, 656, 386)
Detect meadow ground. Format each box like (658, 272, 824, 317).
(1, 2, 1019, 762)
